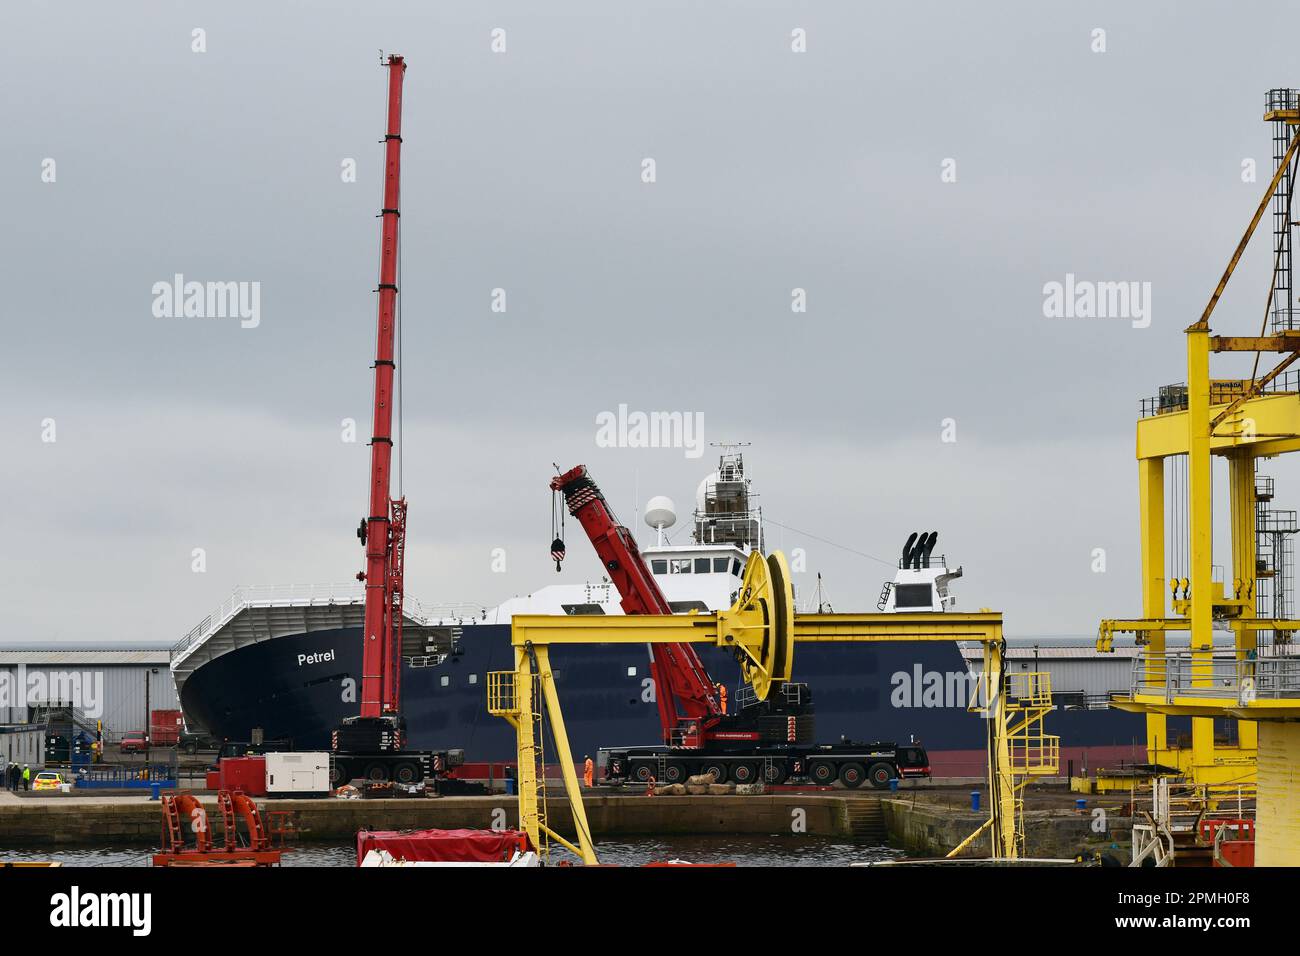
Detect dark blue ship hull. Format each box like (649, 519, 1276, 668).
(179, 624, 1148, 775)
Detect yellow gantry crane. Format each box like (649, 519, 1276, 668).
(489, 551, 1058, 864)
(1097, 91, 1300, 864)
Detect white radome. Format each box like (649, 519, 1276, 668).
(644, 496, 677, 531)
(695, 472, 719, 513)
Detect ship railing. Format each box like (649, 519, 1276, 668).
(896, 554, 948, 570)
(1132, 650, 1300, 701)
(172, 583, 484, 667)
(692, 510, 762, 543)
(1052, 690, 1125, 711)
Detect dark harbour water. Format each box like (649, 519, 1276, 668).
(0, 835, 901, 868)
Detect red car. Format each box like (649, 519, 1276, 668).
(118, 733, 147, 754)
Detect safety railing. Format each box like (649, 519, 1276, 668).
(733, 680, 809, 713)
(1006, 671, 1053, 709)
(896, 554, 948, 570)
(487, 671, 518, 718)
(1008, 729, 1060, 776)
(73, 764, 178, 790)
(1052, 690, 1127, 711)
(1141, 372, 1300, 418)
(488, 671, 540, 721)
(1266, 88, 1300, 113)
(1004, 670, 1059, 776)
(1163, 782, 1257, 833)
(172, 583, 366, 661)
(1133, 650, 1300, 701)
(172, 583, 485, 665)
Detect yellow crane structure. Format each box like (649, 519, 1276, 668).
(489, 551, 1058, 864)
(1097, 90, 1300, 864)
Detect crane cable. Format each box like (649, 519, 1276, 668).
(396, 192, 404, 498)
(550, 471, 566, 571)
(763, 516, 895, 568)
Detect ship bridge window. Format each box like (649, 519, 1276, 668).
(894, 583, 934, 608)
(671, 559, 692, 574)
(561, 603, 606, 615)
(651, 559, 668, 574)
(730, 558, 742, 576)
(669, 600, 710, 613)
(712, 557, 729, 573)
(694, 558, 710, 574)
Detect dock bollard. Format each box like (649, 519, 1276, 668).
(970, 790, 980, 812)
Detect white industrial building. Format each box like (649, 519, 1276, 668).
(0, 644, 178, 737)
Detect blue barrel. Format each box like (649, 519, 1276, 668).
(505, 776, 516, 796)
(970, 790, 981, 812)
(1076, 798, 1087, 811)
(150, 782, 162, 801)
(888, 778, 899, 793)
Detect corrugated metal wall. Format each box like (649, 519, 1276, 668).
(0, 666, 178, 733)
(1005, 658, 1132, 699)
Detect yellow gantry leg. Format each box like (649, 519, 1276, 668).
(1186, 327, 1216, 771)
(533, 646, 599, 865)
(1228, 454, 1259, 754)
(492, 646, 600, 865)
(985, 642, 1019, 859)
(1256, 722, 1300, 865)
(509, 645, 543, 854)
(1138, 456, 1168, 760)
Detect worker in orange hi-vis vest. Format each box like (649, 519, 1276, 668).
(583, 754, 594, 788)
(717, 683, 728, 715)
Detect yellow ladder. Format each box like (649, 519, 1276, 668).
(487, 668, 549, 856)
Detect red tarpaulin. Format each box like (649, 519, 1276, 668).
(356, 828, 533, 866)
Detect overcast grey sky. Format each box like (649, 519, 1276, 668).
(3, 0, 1299, 643)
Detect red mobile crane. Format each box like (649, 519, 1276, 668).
(551, 465, 722, 744)
(328, 54, 460, 787)
(551, 464, 932, 789)
(359, 53, 407, 724)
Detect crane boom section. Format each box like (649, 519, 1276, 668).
(360, 55, 406, 719)
(551, 466, 722, 740)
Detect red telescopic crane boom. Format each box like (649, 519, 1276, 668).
(551, 465, 722, 744)
(358, 55, 407, 720)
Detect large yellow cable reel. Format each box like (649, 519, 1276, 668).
(719, 551, 795, 701)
